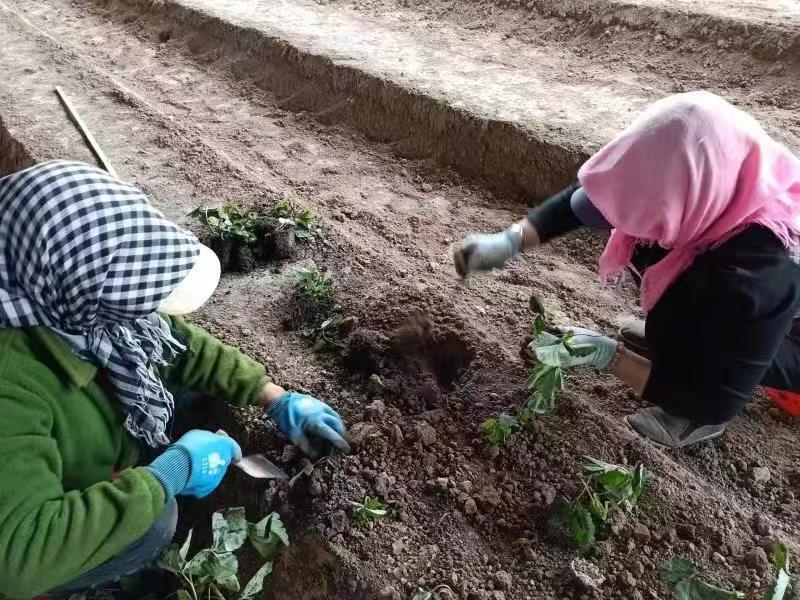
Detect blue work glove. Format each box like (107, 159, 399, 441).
(267, 392, 350, 458)
(532, 326, 618, 370)
(146, 429, 242, 499)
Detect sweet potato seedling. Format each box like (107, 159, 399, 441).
(550, 457, 653, 547)
(158, 507, 289, 600)
(271, 199, 318, 240)
(191, 204, 260, 245)
(293, 267, 334, 308)
(660, 545, 792, 600)
(350, 496, 388, 528)
(304, 315, 348, 353)
(481, 414, 521, 447)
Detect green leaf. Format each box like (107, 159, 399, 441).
(157, 543, 186, 574)
(661, 558, 699, 584)
(588, 492, 609, 521)
(212, 552, 240, 592)
(661, 558, 743, 600)
(177, 590, 193, 600)
(179, 529, 193, 561)
(248, 513, 290, 561)
(765, 544, 791, 600)
(481, 415, 519, 447)
(412, 592, 435, 600)
(526, 364, 564, 414)
(674, 577, 743, 599)
(241, 562, 274, 599)
(212, 507, 248, 552)
(568, 504, 595, 547)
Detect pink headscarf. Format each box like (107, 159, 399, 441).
(579, 91, 800, 312)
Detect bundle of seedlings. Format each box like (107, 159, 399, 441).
(190, 200, 317, 272)
(283, 266, 336, 329)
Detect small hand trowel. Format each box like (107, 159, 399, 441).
(215, 429, 289, 480)
(234, 454, 289, 480)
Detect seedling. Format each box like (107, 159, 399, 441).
(271, 199, 317, 240)
(304, 315, 347, 353)
(293, 267, 335, 308)
(550, 457, 653, 547)
(158, 507, 289, 600)
(190, 204, 260, 245)
(350, 496, 388, 528)
(481, 414, 521, 447)
(661, 558, 744, 599)
(525, 316, 593, 415)
(412, 585, 457, 600)
(660, 545, 792, 600)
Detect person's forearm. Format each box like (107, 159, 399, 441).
(258, 381, 286, 407)
(609, 347, 651, 395)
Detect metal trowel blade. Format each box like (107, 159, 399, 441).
(234, 454, 289, 480)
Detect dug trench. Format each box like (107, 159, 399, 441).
(0, 1, 799, 599)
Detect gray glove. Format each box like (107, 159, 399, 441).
(454, 227, 522, 276)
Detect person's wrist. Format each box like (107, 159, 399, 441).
(596, 337, 620, 370)
(259, 382, 287, 407)
(266, 390, 292, 419)
(504, 224, 524, 256)
(518, 219, 541, 250)
(146, 446, 192, 500)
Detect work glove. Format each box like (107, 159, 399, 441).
(532, 326, 618, 370)
(146, 429, 242, 499)
(453, 227, 522, 276)
(267, 392, 350, 458)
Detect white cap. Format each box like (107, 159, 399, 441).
(158, 244, 221, 315)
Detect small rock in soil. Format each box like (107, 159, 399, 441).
(389, 424, 404, 445)
(749, 466, 771, 485)
(633, 523, 651, 544)
(392, 539, 404, 556)
(540, 484, 557, 507)
(421, 182, 434, 192)
(365, 399, 386, 420)
(570, 557, 605, 590)
(753, 512, 772, 536)
(493, 571, 512, 590)
(375, 471, 392, 497)
(744, 547, 770, 572)
(330, 510, 349, 534)
(378, 586, 402, 600)
(416, 421, 438, 446)
(464, 498, 479, 515)
(367, 374, 384, 396)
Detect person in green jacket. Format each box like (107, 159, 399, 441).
(0, 160, 349, 598)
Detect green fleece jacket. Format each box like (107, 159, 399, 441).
(0, 317, 268, 598)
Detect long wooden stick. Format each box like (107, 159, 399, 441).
(54, 86, 119, 178)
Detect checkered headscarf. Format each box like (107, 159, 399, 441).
(0, 161, 200, 446)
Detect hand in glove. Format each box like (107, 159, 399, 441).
(268, 392, 350, 457)
(146, 429, 242, 499)
(453, 226, 523, 276)
(532, 326, 618, 370)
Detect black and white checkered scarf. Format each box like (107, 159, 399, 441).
(0, 161, 200, 446)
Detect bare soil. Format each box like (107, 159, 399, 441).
(0, 0, 798, 599)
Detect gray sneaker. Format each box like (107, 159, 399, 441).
(625, 406, 725, 448)
(618, 318, 650, 358)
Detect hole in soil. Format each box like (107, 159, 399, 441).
(426, 332, 475, 387)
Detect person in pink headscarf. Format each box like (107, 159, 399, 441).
(454, 91, 800, 447)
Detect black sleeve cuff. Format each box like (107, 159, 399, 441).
(527, 183, 582, 243)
